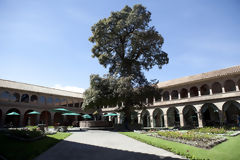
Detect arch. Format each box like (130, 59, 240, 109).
(40, 111, 51, 125)
(23, 110, 38, 126)
(171, 90, 178, 100)
(200, 84, 210, 95)
(47, 97, 53, 105)
(141, 110, 150, 127)
(212, 82, 222, 94)
(66, 115, 75, 126)
(11, 92, 20, 102)
(54, 112, 64, 125)
(55, 98, 61, 106)
(201, 103, 220, 126)
(153, 108, 164, 127)
(131, 111, 138, 125)
(0, 91, 10, 101)
(21, 94, 29, 103)
(223, 101, 240, 126)
(31, 95, 38, 103)
(190, 86, 198, 97)
(183, 105, 198, 127)
(5, 108, 21, 127)
(162, 91, 169, 101)
(180, 88, 188, 98)
(39, 96, 46, 105)
(167, 107, 180, 127)
(224, 80, 236, 92)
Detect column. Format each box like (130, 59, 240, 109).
(187, 91, 190, 98)
(20, 114, 24, 127)
(1, 112, 6, 127)
(236, 84, 239, 91)
(178, 92, 181, 99)
(117, 114, 121, 124)
(222, 87, 225, 93)
(146, 98, 148, 104)
(198, 112, 203, 128)
(137, 114, 141, 124)
(198, 90, 201, 96)
(161, 96, 163, 102)
(150, 113, 154, 128)
(179, 113, 184, 127)
(169, 94, 172, 101)
(209, 88, 213, 95)
(153, 97, 156, 105)
(164, 114, 168, 128)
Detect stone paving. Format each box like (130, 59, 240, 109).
(34, 130, 185, 160)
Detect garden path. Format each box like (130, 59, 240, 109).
(34, 130, 185, 160)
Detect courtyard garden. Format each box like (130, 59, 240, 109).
(0, 126, 71, 160)
(121, 127, 240, 160)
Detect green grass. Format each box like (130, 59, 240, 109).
(0, 132, 71, 160)
(120, 132, 240, 160)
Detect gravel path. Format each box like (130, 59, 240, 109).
(34, 130, 185, 160)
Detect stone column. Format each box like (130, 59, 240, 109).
(19, 114, 24, 127)
(1, 111, 6, 127)
(198, 90, 201, 96)
(222, 87, 225, 93)
(178, 92, 181, 99)
(209, 88, 213, 95)
(117, 114, 121, 124)
(236, 84, 239, 91)
(187, 91, 190, 98)
(179, 113, 184, 127)
(137, 114, 141, 124)
(198, 112, 203, 128)
(150, 113, 154, 128)
(169, 94, 172, 101)
(164, 114, 168, 128)
(153, 97, 156, 105)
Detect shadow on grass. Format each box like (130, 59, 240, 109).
(34, 139, 183, 160)
(0, 131, 70, 160)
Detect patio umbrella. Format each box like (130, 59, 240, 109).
(7, 112, 20, 116)
(28, 111, 40, 115)
(62, 112, 80, 116)
(51, 108, 71, 112)
(82, 114, 91, 119)
(103, 113, 118, 117)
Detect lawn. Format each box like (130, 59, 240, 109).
(0, 132, 71, 160)
(120, 132, 240, 160)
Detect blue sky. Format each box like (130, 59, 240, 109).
(0, 0, 239, 92)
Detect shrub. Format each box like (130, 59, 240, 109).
(193, 127, 227, 134)
(7, 129, 43, 139)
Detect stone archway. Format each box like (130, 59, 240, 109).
(54, 112, 64, 126)
(141, 110, 150, 127)
(223, 101, 240, 126)
(183, 105, 198, 127)
(153, 108, 164, 127)
(167, 107, 180, 127)
(40, 111, 51, 126)
(23, 110, 38, 126)
(5, 108, 21, 127)
(201, 103, 220, 126)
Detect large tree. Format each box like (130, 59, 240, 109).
(89, 4, 168, 86)
(83, 4, 168, 125)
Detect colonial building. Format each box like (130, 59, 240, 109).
(0, 79, 83, 127)
(102, 65, 240, 128)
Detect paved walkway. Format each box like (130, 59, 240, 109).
(34, 130, 185, 160)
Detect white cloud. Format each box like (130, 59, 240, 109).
(53, 84, 85, 93)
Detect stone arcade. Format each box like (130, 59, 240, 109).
(0, 65, 240, 128)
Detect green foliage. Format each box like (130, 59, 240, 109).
(7, 128, 43, 139)
(193, 127, 227, 134)
(0, 131, 71, 160)
(157, 131, 214, 141)
(89, 4, 168, 85)
(82, 74, 161, 112)
(121, 132, 240, 160)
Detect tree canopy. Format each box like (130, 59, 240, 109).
(83, 4, 168, 123)
(89, 4, 168, 85)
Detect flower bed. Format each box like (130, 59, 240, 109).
(4, 128, 44, 141)
(148, 130, 226, 149)
(192, 127, 227, 134)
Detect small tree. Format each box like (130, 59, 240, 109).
(83, 4, 168, 126)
